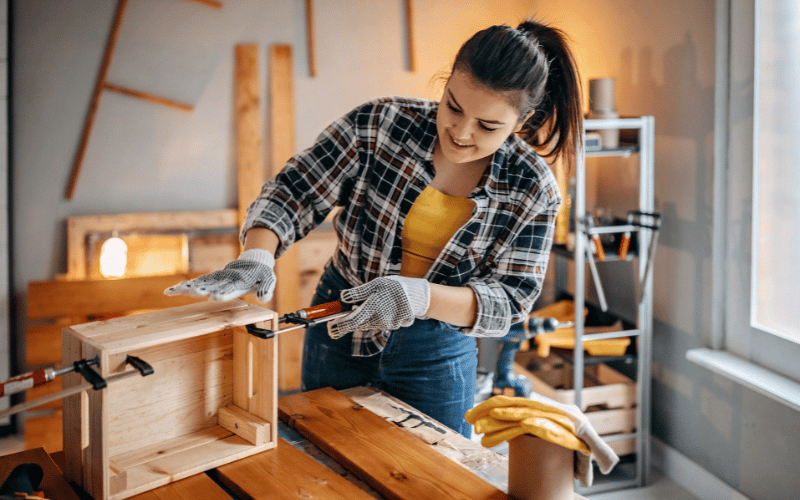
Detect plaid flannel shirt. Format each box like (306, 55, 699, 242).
(242, 97, 561, 356)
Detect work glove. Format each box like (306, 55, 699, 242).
(327, 275, 430, 339)
(164, 249, 276, 302)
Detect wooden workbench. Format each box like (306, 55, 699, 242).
(6, 387, 588, 500)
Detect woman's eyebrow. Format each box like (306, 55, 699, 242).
(447, 89, 507, 126)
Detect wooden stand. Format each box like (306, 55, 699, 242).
(508, 434, 574, 500)
(61, 300, 279, 500)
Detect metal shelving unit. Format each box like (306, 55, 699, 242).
(560, 116, 656, 495)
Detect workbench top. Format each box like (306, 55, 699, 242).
(4, 387, 588, 500)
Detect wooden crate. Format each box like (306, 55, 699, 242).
(61, 300, 279, 500)
(514, 353, 637, 456)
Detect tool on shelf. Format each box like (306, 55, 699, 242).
(0, 355, 153, 420)
(246, 300, 351, 339)
(581, 215, 609, 312)
(493, 316, 574, 398)
(629, 210, 662, 303)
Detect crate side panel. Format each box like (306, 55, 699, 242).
(106, 330, 234, 457)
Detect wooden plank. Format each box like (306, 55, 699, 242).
(404, 0, 415, 72)
(279, 388, 509, 500)
(66, 0, 128, 200)
(268, 44, 302, 392)
(26, 322, 63, 366)
(66, 209, 237, 279)
(214, 437, 374, 500)
(27, 273, 205, 320)
(305, 0, 316, 77)
(103, 83, 193, 112)
(126, 473, 230, 500)
(61, 330, 86, 484)
(235, 44, 264, 231)
(24, 413, 63, 454)
(218, 404, 270, 445)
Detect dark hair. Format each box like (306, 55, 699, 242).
(452, 19, 583, 167)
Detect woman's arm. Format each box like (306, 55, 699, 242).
(243, 227, 280, 254)
(426, 283, 478, 327)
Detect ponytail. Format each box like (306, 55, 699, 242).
(452, 19, 583, 168)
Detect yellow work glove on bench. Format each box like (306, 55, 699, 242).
(466, 394, 619, 487)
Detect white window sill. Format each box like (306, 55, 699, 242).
(686, 348, 800, 412)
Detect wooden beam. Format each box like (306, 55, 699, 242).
(305, 0, 316, 77)
(405, 0, 415, 72)
(268, 45, 302, 391)
(185, 0, 223, 8)
(235, 45, 264, 230)
(66, 0, 128, 200)
(102, 83, 193, 112)
(66, 209, 238, 279)
(27, 273, 205, 320)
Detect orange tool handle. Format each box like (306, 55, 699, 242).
(0, 369, 49, 398)
(301, 301, 343, 320)
(592, 235, 606, 261)
(618, 233, 631, 260)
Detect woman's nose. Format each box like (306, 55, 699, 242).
(451, 119, 472, 141)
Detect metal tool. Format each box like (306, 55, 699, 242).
(0, 355, 153, 420)
(629, 211, 662, 303)
(245, 300, 351, 339)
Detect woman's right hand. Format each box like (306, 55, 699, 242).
(165, 249, 276, 303)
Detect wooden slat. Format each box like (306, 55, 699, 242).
(24, 414, 64, 454)
(26, 323, 63, 366)
(235, 44, 264, 231)
(66, 209, 238, 279)
(103, 83, 193, 112)
(305, 0, 316, 77)
(214, 437, 373, 500)
(66, 0, 128, 199)
(405, 0, 415, 72)
(279, 388, 509, 500)
(27, 273, 205, 319)
(268, 44, 303, 392)
(127, 472, 230, 500)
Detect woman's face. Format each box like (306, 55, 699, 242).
(436, 69, 523, 166)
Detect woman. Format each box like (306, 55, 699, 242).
(167, 19, 582, 437)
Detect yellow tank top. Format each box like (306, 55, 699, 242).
(400, 186, 476, 278)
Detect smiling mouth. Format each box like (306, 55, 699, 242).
(449, 133, 472, 148)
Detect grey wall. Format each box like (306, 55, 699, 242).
(528, 1, 800, 499)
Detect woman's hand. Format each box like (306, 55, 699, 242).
(165, 249, 276, 302)
(327, 276, 430, 338)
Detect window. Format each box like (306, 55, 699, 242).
(713, 0, 800, 383)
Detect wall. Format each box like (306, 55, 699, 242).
(10, 1, 530, 346)
(530, 1, 799, 499)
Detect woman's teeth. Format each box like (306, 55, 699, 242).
(452, 137, 471, 147)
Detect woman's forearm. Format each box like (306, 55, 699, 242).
(425, 283, 478, 327)
(243, 227, 281, 254)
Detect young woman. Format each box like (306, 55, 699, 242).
(167, 19, 582, 437)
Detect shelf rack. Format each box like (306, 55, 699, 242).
(559, 116, 656, 495)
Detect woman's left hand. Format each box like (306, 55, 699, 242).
(327, 276, 430, 338)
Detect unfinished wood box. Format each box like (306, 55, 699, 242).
(514, 354, 637, 456)
(61, 300, 279, 500)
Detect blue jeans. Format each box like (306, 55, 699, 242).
(301, 264, 478, 437)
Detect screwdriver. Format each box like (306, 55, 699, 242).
(0, 358, 99, 398)
(506, 316, 575, 341)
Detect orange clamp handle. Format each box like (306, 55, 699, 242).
(592, 235, 606, 261)
(301, 301, 344, 320)
(618, 233, 631, 260)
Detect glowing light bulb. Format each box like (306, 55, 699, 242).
(100, 236, 127, 278)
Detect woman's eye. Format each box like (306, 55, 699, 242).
(446, 102, 461, 113)
(479, 123, 499, 132)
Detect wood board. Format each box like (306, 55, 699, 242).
(213, 438, 374, 500)
(278, 387, 509, 500)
